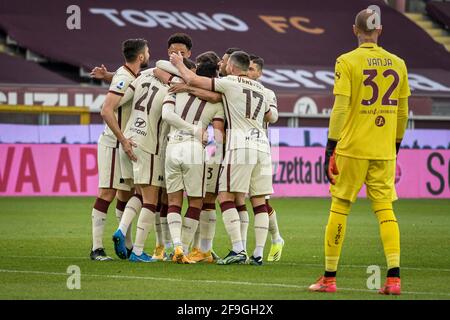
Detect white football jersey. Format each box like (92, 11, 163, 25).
(212, 75, 270, 153)
(98, 65, 137, 148)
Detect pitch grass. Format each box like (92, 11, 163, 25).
(0, 197, 449, 300)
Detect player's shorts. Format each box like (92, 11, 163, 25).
(97, 143, 131, 191)
(219, 148, 273, 197)
(330, 154, 397, 203)
(165, 141, 206, 197)
(119, 145, 164, 187)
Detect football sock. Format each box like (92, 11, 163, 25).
(118, 196, 142, 249)
(200, 204, 216, 253)
(253, 204, 269, 258)
(92, 198, 111, 251)
(132, 203, 156, 256)
(118, 195, 142, 248)
(154, 210, 163, 248)
(220, 201, 243, 253)
(159, 204, 173, 250)
(324, 197, 351, 274)
(192, 226, 201, 250)
(237, 205, 249, 252)
(267, 200, 283, 243)
(182, 207, 201, 254)
(167, 206, 182, 247)
(372, 201, 400, 274)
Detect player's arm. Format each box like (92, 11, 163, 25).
(170, 52, 212, 91)
(90, 64, 114, 83)
(396, 98, 409, 154)
(325, 57, 352, 184)
(101, 84, 137, 161)
(396, 61, 411, 155)
(156, 60, 182, 77)
(169, 84, 222, 103)
(325, 94, 350, 184)
(212, 118, 225, 161)
(264, 106, 278, 123)
(264, 90, 279, 124)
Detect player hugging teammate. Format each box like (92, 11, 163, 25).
(89, 33, 284, 265)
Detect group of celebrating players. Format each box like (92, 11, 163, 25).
(89, 7, 410, 295)
(89, 32, 284, 267)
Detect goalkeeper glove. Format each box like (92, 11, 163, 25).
(324, 139, 339, 185)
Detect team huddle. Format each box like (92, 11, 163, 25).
(89, 33, 284, 266)
(89, 8, 410, 295)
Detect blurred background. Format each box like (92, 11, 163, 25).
(0, 0, 449, 198)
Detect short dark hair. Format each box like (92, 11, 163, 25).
(122, 39, 148, 62)
(183, 58, 196, 70)
(228, 51, 250, 71)
(196, 51, 220, 78)
(225, 47, 242, 55)
(168, 33, 193, 50)
(250, 54, 264, 71)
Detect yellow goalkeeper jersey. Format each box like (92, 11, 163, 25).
(333, 43, 410, 160)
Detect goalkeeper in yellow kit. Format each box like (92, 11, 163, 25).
(309, 8, 410, 295)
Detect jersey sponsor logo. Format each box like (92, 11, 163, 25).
(130, 127, 147, 136)
(375, 115, 385, 127)
(134, 117, 146, 128)
(247, 128, 262, 139)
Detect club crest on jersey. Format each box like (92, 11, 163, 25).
(375, 116, 385, 127)
(116, 81, 125, 90)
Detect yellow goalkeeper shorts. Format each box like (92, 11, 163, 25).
(330, 154, 397, 203)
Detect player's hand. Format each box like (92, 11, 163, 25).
(194, 126, 208, 147)
(169, 83, 189, 94)
(202, 129, 209, 148)
(170, 51, 184, 67)
(324, 139, 339, 185)
(90, 64, 107, 80)
(327, 150, 339, 185)
(121, 138, 137, 162)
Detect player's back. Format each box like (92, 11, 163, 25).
(125, 73, 169, 155)
(213, 75, 270, 153)
(169, 92, 224, 141)
(334, 43, 410, 160)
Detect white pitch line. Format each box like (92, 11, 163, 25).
(3, 255, 450, 273)
(0, 268, 449, 298)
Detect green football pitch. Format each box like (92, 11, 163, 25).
(0, 197, 449, 300)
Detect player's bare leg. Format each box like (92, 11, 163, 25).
(128, 185, 159, 262)
(167, 190, 194, 264)
(248, 195, 269, 266)
(216, 191, 247, 265)
(90, 188, 116, 261)
(266, 198, 285, 262)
